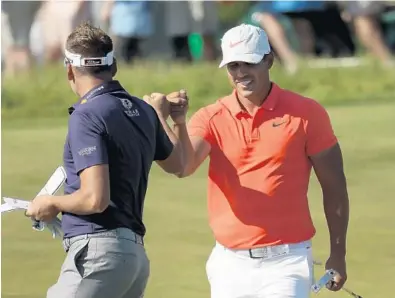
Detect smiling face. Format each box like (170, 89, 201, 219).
(226, 53, 274, 102)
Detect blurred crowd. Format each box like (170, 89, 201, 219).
(2, 0, 395, 77)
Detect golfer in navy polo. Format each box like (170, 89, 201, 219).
(26, 23, 187, 298)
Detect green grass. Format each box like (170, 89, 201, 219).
(2, 100, 395, 298)
(2, 60, 395, 120)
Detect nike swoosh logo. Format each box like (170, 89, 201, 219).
(272, 121, 287, 127)
(229, 40, 246, 48)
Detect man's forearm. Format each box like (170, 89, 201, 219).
(323, 188, 349, 257)
(158, 116, 179, 146)
(158, 116, 195, 176)
(172, 122, 195, 177)
(51, 190, 105, 215)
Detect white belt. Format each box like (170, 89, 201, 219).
(216, 240, 311, 259)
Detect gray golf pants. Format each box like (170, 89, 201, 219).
(47, 228, 149, 298)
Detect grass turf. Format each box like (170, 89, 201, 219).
(2, 60, 395, 120)
(2, 100, 395, 298)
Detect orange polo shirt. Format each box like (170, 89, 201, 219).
(188, 83, 338, 249)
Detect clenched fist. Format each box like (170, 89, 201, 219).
(325, 255, 347, 291)
(167, 89, 189, 124)
(143, 93, 170, 120)
(25, 195, 59, 222)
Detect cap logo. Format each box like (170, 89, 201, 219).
(229, 39, 246, 48)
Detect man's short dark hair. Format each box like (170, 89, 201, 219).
(65, 22, 113, 75)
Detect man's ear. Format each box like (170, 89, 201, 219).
(67, 64, 75, 81)
(111, 58, 118, 77)
(266, 52, 274, 70)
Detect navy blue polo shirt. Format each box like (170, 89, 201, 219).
(62, 80, 173, 238)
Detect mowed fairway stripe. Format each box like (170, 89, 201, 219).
(2, 102, 394, 298)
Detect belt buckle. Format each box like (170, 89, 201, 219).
(249, 247, 270, 259)
(249, 244, 290, 259)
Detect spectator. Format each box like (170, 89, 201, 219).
(101, 0, 153, 64)
(1, 1, 41, 77)
(91, 1, 108, 32)
(302, 2, 356, 58)
(39, 0, 91, 63)
(251, 1, 327, 73)
(251, 1, 356, 72)
(165, 1, 219, 62)
(338, 1, 394, 65)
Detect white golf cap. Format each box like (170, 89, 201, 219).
(219, 24, 271, 68)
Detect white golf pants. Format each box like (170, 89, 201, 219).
(206, 240, 314, 298)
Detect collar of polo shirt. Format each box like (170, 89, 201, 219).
(64, 49, 114, 67)
(221, 83, 281, 116)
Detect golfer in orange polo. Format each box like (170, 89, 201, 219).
(148, 23, 350, 298)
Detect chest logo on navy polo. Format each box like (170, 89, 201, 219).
(120, 98, 140, 117)
(120, 98, 133, 109)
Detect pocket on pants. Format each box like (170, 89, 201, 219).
(70, 239, 90, 279)
(206, 247, 220, 282)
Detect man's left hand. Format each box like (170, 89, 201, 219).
(25, 195, 60, 222)
(325, 255, 347, 291)
(167, 89, 189, 125)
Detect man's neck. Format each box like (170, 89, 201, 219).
(237, 82, 272, 115)
(77, 77, 112, 98)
